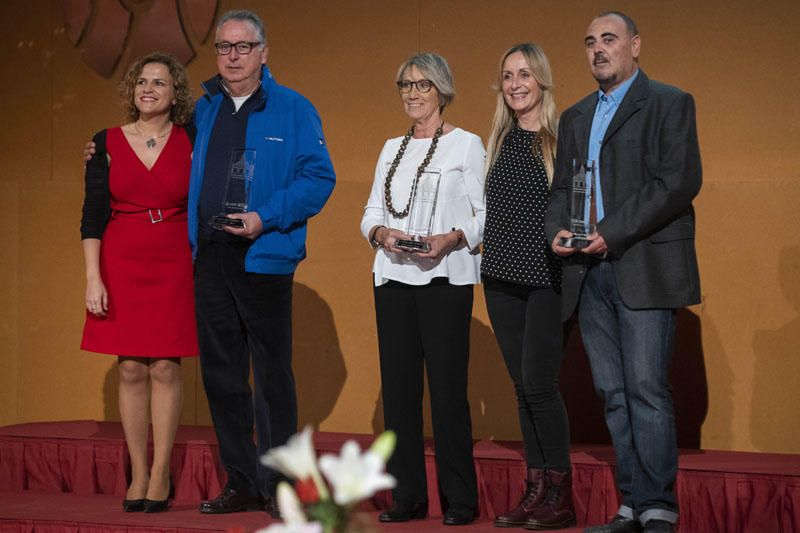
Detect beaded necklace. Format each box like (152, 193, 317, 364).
(383, 122, 444, 218)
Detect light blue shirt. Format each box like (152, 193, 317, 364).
(587, 69, 639, 222)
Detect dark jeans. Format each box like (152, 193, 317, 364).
(579, 261, 678, 524)
(374, 279, 477, 514)
(483, 277, 570, 470)
(194, 238, 297, 499)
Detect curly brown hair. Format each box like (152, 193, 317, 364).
(119, 52, 193, 125)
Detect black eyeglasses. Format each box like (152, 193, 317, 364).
(214, 41, 263, 55)
(396, 79, 434, 94)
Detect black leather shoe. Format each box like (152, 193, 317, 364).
(643, 519, 674, 533)
(378, 501, 428, 522)
(584, 514, 643, 533)
(199, 488, 265, 514)
(443, 511, 475, 526)
(122, 498, 145, 512)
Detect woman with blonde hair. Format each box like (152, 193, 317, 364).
(481, 43, 574, 530)
(80, 52, 196, 513)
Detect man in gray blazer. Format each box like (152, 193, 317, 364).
(546, 11, 702, 533)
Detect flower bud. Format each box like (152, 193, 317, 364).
(369, 430, 396, 462)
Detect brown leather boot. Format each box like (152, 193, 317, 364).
(523, 469, 575, 530)
(493, 468, 546, 527)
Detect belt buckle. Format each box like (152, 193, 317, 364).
(148, 208, 163, 223)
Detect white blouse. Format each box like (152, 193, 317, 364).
(360, 128, 486, 287)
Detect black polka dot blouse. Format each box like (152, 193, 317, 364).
(481, 126, 561, 287)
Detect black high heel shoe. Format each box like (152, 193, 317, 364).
(143, 476, 174, 513)
(122, 498, 146, 512)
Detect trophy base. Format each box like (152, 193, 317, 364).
(559, 236, 592, 249)
(210, 215, 245, 229)
(396, 238, 430, 252)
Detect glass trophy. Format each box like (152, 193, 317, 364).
(559, 159, 597, 249)
(396, 168, 442, 252)
(210, 149, 256, 229)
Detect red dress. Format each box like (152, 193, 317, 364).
(81, 125, 199, 357)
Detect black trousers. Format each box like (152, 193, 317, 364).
(194, 238, 297, 498)
(374, 279, 477, 513)
(483, 277, 571, 470)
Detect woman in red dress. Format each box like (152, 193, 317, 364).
(80, 52, 197, 513)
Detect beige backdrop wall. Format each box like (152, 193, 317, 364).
(1, 0, 798, 454)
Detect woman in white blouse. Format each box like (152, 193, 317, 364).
(360, 52, 485, 526)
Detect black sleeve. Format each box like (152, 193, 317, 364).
(184, 122, 197, 147)
(80, 130, 110, 239)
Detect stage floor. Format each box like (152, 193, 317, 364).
(0, 491, 588, 532)
(1, 421, 799, 532)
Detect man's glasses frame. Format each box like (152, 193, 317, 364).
(214, 41, 264, 55)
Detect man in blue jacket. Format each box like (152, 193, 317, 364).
(190, 9, 335, 515)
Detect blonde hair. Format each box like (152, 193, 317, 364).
(119, 52, 194, 125)
(485, 43, 557, 183)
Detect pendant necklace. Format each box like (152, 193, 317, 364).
(134, 121, 172, 149)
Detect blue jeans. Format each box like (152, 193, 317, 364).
(578, 262, 678, 525)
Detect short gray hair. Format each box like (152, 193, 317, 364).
(216, 9, 267, 44)
(396, 53, 455, 112)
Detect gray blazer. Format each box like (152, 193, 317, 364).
(545, 70, 702, 321)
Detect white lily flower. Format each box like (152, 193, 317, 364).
(261, 425, 318, 480)
(318, 439, 396, 506)
(278, 481, 307, 525)
(261, 426, 329, 499)
(254, 483, 323, 533)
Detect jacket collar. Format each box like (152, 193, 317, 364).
(602, 69, 648, 144)
(201, 64, 274, 101)
(572, 69, 650, 159)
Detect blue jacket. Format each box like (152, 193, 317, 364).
(188, 66, 336, 274)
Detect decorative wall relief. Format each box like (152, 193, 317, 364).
(60, 0, 218, 78)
